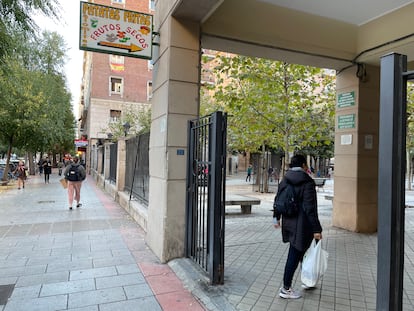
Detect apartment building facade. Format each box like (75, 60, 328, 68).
(79, 0, 154, 169)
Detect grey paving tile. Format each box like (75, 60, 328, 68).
(70, 266, 117, 281)
(123, 283, 154, 299)
(64, 306, 98, 311)
(99, 297, 162, 311)
(46, 259, 93, 273)
(90, 243, 127, 252)
(68, 287, 126, 309)
(9, 284, 41, 299)
(0, 278, 17, 286)
(0, 265, 46, 278)
(16, 271, 69, 287)
(115, 264, 140, 275)
(40, 279, 95, 296)
(27, 254, 72, 266)
(4, 294, 67, 311)
(111, 249, 131, 257)
(95, 273, 145, 289)
(71, 250, 113, 260)
(92, 255, 135, 268)
(0, 259, 27, 269)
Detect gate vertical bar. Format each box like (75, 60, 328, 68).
(185, 119, 195, 258)
(208, 111, 226, 284)
(377, 53, 407, 311)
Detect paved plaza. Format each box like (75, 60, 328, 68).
(170, 174, 414, 311)
(1, 171, 414, 310)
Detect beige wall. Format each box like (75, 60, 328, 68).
(88, 98, 148, 139)
(333, 65, 380, 233)
(147, 1, 200, 262)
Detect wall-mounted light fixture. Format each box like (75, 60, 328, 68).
(123, 122, 130, 136)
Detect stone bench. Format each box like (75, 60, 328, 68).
(325, 194, 333, 201)
(313, 178, 328, 191)
(225, 194, 261, 214)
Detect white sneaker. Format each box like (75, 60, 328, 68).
(279, 287, 301, 299)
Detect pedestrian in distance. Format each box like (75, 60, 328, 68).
(273, 154, 322, 299)
(13, 161, 27, 190)
(37, 159, 43, 175)
(64, 156, 86, 210)
(57, 161, 64, 176)
(246, 164, 252, 182)
(268, 166, 274, 182)
(42, 156, 52, 184)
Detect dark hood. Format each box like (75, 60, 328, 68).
(284, 168, 313, 186)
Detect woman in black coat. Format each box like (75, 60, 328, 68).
(273, 154, 322, 299)
(42, 157, 52, 184)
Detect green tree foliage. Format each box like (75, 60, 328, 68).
(202, 54, 335, 168)
(0, 0, 60, 59)
(0, 30, 75, 180)
(407, 82, 414, 189)
(102, 106, 152, 140)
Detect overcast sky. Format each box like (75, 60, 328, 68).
(36, 0, 83, 119)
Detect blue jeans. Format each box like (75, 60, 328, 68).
(283, 245, 305, 289)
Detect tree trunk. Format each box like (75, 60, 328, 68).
(407, 150, 412, 190)
(2, 136, 13, 182)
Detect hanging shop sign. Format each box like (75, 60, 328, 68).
(79, 1, 153, 59)
(75, 139, 89, 147)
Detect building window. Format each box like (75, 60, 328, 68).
(110, 77, 123, 95)
(147, 81, 153, 100)
(110, 55, 125, 72)
(110, 110, 121, 123)
(149, 0, 155, 11)
(112, 0, 125, 4)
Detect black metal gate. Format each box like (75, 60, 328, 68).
(185, 111, 227, 285)
(377, 53, 410, 311)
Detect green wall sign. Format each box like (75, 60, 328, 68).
(337, 91, 355, 108)
(338, 114, 356, 129)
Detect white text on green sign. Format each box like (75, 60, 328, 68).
(338, 114, 355, 129)
(79, 2, 153, 59)
(337, 91, 355, 108)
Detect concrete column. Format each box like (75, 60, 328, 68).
(104, 143, 111, 179)
(147, 8, 200, 261)
(116, 138, 126, 191)
(333, 65, 380, 233)
(97, 146, 104, 175)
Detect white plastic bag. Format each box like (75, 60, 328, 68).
(301, 239, 329, 287)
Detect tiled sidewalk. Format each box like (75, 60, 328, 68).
(0, 172, 204, 311)
(170, 175, 414, 311)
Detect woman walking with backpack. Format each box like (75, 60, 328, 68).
(64, 156, 86, 210)
(273, 154, 322, 299)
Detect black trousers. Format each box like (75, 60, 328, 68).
(283, 244, 305, 289)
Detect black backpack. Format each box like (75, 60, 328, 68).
(66, 165, 80, 181)
(273, 182, 301, 217)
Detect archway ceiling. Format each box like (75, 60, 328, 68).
(173, 0, 414, 70)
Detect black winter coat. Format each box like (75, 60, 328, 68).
(273, 168, 322, 252)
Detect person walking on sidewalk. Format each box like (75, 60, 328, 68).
(64, 156, 86, 210)
(246, 164, 252, 182)
(273, 154, 322, 299)
(57, 161, 64, 176)
(13, 161, 27, 190)
(42, 156, 52, 183)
